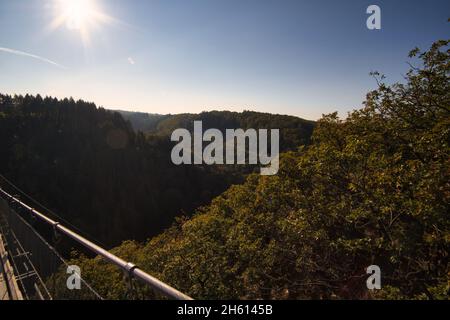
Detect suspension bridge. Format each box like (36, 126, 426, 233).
(0, 177, 192, 301)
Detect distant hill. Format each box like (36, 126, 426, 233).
(115, 110, 171, 133)
(118, 110, 316, 153)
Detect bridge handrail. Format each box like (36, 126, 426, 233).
(0, 187, 193, 300)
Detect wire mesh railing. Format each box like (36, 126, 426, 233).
(0, 197, 103, 299)
(0, 187, 193, 300)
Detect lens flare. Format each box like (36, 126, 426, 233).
(48, 0, 114, 47)
(63, 0, 95, 30)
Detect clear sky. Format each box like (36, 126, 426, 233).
(0, 0, 448, 120)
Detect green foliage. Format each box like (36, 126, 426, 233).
(56, 40, 449, 300)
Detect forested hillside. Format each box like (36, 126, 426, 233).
(115, 110, 171, 133)
(52, 40, 449, 299)
(0, 95, 314, 246)
(119, 110, 315, 152)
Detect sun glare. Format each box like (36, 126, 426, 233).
(63, 0, 95, 30)
(49, 0, 114, 47)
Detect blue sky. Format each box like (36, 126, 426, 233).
(0, 0, 448, 120)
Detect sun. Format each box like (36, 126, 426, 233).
(48, 0, 113, 47)
(62, 0, 96, 30)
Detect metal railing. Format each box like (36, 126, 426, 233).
(0, 187, 193, 300)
